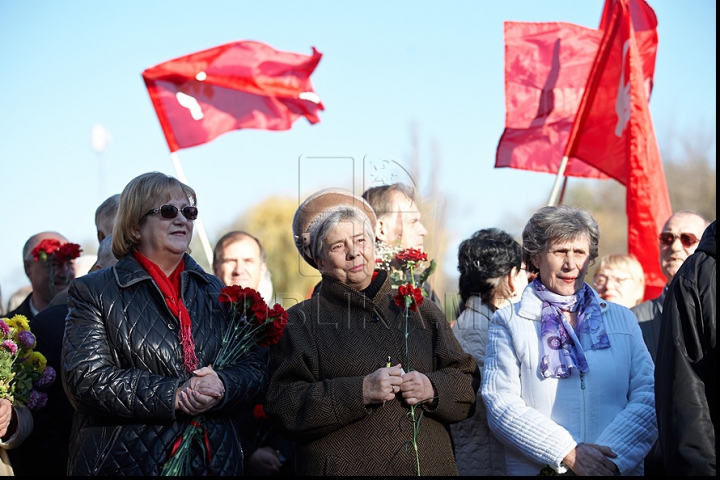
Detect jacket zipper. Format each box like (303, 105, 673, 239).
(580, 371, 587, 442)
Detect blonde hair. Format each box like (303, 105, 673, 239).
(593, 254, 645, 307)
(112, 172, 196, 258)
(594, 254, 645, 286)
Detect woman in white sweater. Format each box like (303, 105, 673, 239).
(482, 205, 656, 476)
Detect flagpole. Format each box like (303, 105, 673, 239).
(547, 156, 569, 206)
(170, 152, 215, 267)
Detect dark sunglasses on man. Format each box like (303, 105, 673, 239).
(145, 204, 199, 221)
(658, 232, 698, 249)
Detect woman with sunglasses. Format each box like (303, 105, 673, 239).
(481, 205, 656, 476)
(61, 172, 266, 475)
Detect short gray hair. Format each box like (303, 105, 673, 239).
(522, 205, 600, 275)
(362, 182, 416, 218)
(311, 207, 375, 263)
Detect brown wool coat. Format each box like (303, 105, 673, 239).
(265, 274, 480, 476)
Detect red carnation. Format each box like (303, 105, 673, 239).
(31, 239, 62, 261)
(259, 303, 289, 347)
(394, 283, 424, 312)
(395, 248, 427, 265)
(252, 403, 267, 420)
(57, 242, 83, 261)
(218, 285, 242, 303)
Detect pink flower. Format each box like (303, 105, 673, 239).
(2, 340, 18, 355)
(0, 320, 9, 338)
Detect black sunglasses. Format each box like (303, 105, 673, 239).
(658, 232, 698, 248)
(145, 204, 198, 221)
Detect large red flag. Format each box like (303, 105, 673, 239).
(142, 41, 324, 152)
(495, 0, 658, 180)
(495, 22, 608, 178)
(565, 0, 671, 300)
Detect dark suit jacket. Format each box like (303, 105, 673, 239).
(8, 302, 73, 476)
(5, 293, 35, 321)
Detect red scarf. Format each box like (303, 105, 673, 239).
(133, 250, 198, 374)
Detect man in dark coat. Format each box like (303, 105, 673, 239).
(9, 235, 118, 476)
(656, 220, 716, 475)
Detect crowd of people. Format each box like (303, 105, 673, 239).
(0, 171, 715, 476)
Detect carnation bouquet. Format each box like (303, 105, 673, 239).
(161, 286, 289, 476)
(391, 249, 437, 476)
(0, 314, 56, 410)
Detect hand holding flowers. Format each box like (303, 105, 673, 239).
(0, 314, 56, 411)
(390, 250, 438, 476)
(161, 286, 288, 476)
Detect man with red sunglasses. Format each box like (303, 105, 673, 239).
(632, 210, 710, 362)
(631, 209, 709, 476)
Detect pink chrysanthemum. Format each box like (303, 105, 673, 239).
(36, 365, 56, 388)
(16, 330, 36, 348)
(1, 340, 18, 355)
(0, 320, 9, 338)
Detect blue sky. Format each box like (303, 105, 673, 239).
(0, 0, 716, 304)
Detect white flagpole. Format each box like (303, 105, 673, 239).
(170, 152, 214, 267)
(547, 155, 569, 206)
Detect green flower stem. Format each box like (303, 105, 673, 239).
(402, 304, 421, 476)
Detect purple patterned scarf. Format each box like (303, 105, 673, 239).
(534, 279, 609, 379)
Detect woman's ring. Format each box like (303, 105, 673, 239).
(392, 385, 397, 393)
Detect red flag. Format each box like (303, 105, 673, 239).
(495, 0, 658, 180)
(565, 0, 671, 300)
(600, 0, 658, 99)
(495, 22, 610, 178)
(142, 41, 324, 152)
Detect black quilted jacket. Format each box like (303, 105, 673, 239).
(61, 253, 267, 475)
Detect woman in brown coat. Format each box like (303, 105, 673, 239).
(264, 188, 479, 476)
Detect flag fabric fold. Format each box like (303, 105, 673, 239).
(495, 21, 608, 178)
(565, 0, 670, 300)
(142, 40, 324, 152)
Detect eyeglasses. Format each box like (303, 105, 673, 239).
(593, 274, 632, 288)
(145, 204, 198, 221)
(658, 232, 698, 248)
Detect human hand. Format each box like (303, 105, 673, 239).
(400, 370, 436, 406)
(0, 399, 12, 438)
(174, 366, 225, 415)
(562, 442, 619, 476)
(246, 446, 283, 476)
(190, 365, 225, 398)
(362, 364, 404, 405)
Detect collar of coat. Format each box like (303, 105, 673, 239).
(113, 252, 210, 289)
(318, 275, 399, 310)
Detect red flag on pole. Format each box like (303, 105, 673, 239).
(495, 0, 658, 181)
(142, 40, 324, 152)
(495, 22, 609, 178)
(564, 0, 671, 300)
